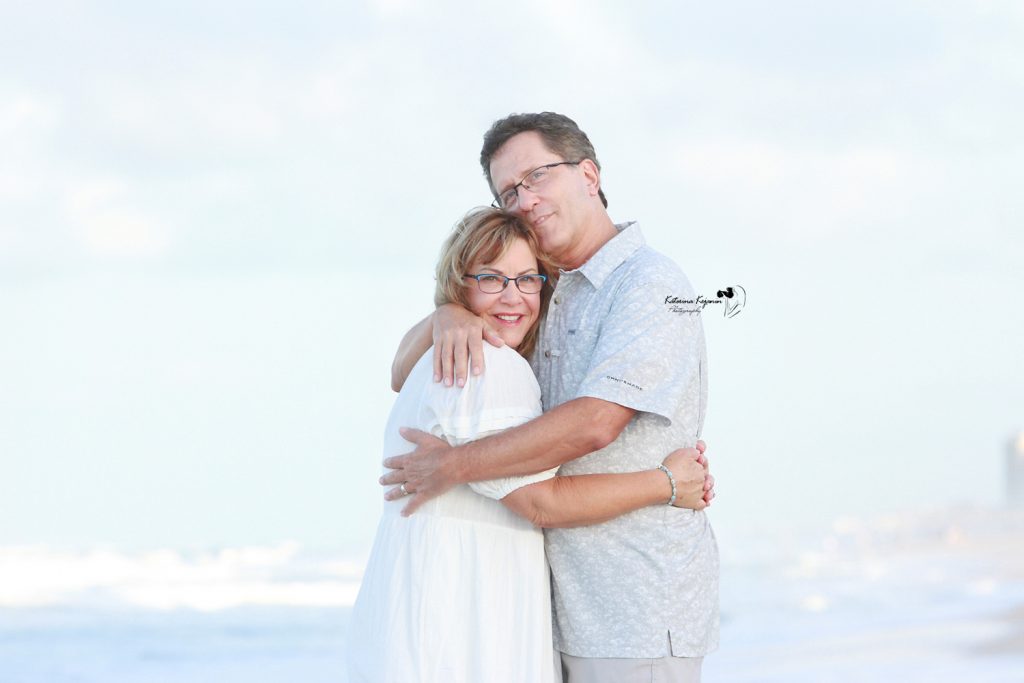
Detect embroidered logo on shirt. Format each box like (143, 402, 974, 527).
(604, 375, 644, 391)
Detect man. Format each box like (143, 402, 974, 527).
(384, 112, 718, 682)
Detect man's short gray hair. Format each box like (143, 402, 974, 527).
(480, 112, 608, 208)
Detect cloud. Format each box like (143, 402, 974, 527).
(0, 92, 59, 204)
(0, 1, 1019, 278)
(368, 0, 420, 18)
(0, 93, 58, 138)
(65, 179, 171, 258)
(670, 138, 938, 241)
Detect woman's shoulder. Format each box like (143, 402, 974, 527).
(473, 344, 540, 407)
(479, 343, 534, 377)
(421, 344, 538, 413)
(408, 344, 531, 385)
(421, 343, 541, 438)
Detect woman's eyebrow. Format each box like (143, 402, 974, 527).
(476, 265, 540, 276)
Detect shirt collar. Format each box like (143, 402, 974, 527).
(569, 221, 644, 289)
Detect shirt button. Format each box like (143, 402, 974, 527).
(544, 350, 552, 358)
(553, 296, 561, 305)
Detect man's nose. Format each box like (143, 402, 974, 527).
(515, 186, 541, 214)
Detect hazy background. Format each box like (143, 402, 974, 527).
(1, 0, 1021, 558)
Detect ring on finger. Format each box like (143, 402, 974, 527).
(400, 483, 409, 496)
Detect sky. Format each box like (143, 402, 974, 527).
(1, 1, 1022, 554)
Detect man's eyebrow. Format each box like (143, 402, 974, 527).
(495, 178, 517, 195)
(496, 165, 532, 194)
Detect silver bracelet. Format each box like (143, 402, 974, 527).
(656, 464, 677, 506)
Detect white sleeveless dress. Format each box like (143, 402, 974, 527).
(348, 345, 559, 683)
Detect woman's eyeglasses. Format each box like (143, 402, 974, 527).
(463, 273, 548, 294)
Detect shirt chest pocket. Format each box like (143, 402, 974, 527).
(563, 325, 600, 375)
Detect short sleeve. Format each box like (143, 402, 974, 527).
(423, 344, 556, 500)
(575, 263, 704, 424)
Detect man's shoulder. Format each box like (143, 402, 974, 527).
(617, 244, 695, 296)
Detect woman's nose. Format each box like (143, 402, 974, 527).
(500, 281, 524, 302)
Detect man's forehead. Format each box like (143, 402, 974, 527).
(490, 132, 561, 185)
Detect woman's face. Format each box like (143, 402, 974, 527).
(464, 237, 542, 349)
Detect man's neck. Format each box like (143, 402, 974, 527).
(560, 213, 620, 270)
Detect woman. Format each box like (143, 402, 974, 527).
(348, 208, 705, 683)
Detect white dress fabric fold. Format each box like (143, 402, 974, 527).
(348, 344, 558, 683)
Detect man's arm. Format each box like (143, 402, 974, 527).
(390, 304, 504, 392)
(391, 314, 433, 392)
(381, 396, 635, 515)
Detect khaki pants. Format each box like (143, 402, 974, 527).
(559, 637, 703, 683)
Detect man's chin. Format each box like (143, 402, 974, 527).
(538, 236, 564, 261)
(533, 225, 554, 245)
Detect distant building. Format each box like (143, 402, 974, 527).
(1010, 432, 1024, 506)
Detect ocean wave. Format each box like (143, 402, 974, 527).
(5, 505, 1023, 615)
(0, 542, 365, 612)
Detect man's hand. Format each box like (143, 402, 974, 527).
(380, 428, 458, 515)
(432, 304, 504, 387)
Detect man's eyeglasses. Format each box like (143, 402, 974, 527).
(491, 161, 581, 210)
(463, 273, 548, 294)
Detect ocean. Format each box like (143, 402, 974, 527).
(3, 506, 1023, 682)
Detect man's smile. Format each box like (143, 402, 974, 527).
(530, 211, 553, 228)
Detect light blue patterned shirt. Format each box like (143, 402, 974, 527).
(535, 222, 719, 658)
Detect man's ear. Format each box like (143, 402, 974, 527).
(578, 159, 602, 198)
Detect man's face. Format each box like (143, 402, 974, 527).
(488, 131, 593, 265)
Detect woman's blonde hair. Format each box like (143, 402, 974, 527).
(434, 207, 554, 359)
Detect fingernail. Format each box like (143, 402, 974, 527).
(457, 378, 465, 387)
(444, 377, 452, 387)
(472, 365, 481, 375)
(433, 373, 441, 382)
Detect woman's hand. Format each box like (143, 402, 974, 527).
(432, 303, 504, 387)
(693, 439, 715, 506)
(661, 443, 709, 510)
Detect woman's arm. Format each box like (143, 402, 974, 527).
(500, 447, 708, 528)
